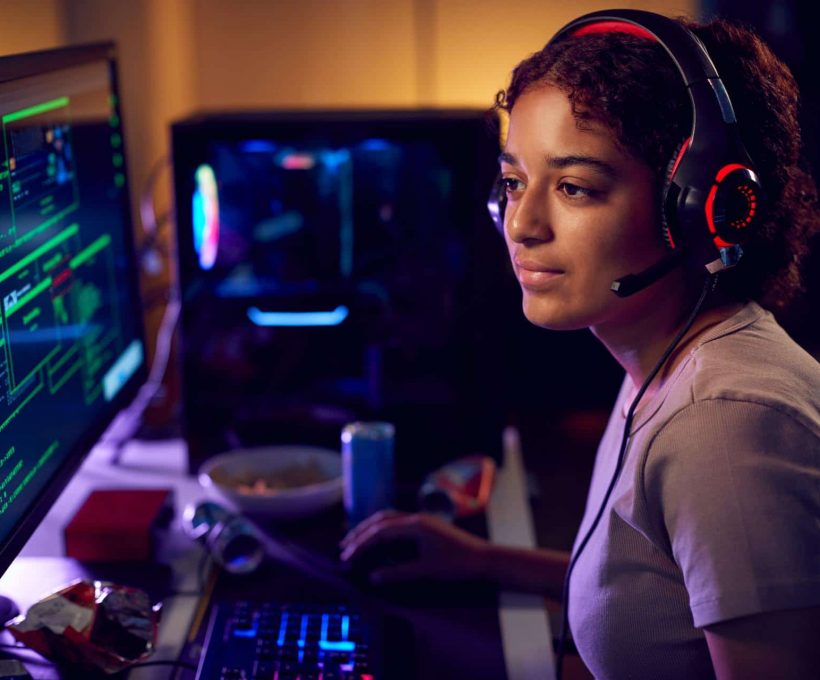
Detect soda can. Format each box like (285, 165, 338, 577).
(182, 500, 265, 574)
(341, 421, 395, 526)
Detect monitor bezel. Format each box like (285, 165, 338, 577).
(0, 41, 148, 578)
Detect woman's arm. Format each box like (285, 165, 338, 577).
(340, 510, 569, 599)
(704, 606, 820, 679)
(479, 542, 569, 601)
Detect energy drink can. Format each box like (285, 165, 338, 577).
(341, 421, 395, 526)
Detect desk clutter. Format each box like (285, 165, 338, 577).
(183, 449, 497, 578)
(3, 446, 498, 675)
(6, 579, 160, 675)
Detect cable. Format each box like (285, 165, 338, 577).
(113, 659, 199, 674)
(0, 644, 52, 664)
(196, 550, 212, 593)
(139, 155, 172, 242)
(105, 293, 180, 462)
(105, 154, 180, 463)
(0, 643, 198, 673)
(137, 155, 174, 283)
(554, 274, 716, 678)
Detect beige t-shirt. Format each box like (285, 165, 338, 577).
(568, 302, 820, 680)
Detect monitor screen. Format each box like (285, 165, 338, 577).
(0, 43, 146, 577)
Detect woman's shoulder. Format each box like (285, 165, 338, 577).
(686, 301, 820, 426)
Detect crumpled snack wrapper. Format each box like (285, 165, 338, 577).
(418, 454, 497, 519)
(6, 579, 161, 674)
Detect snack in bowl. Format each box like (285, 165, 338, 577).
(198, 446, 343, 520)
(229, 459, 328, 496)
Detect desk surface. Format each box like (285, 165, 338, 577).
(3, 429, 554, 679)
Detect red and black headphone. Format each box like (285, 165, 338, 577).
(487, 9, 764, 291)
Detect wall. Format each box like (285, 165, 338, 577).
(55, 0, 697, 207)
(190, 0, 696, 109)
(0, 0, 65, 55)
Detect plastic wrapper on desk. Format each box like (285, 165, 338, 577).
(6, 579, 160, 674)
(418, 454, 496, 520)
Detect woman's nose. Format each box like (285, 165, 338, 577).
(506, 189, 554, 244)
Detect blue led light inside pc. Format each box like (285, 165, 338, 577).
(246, 304, 349, 327)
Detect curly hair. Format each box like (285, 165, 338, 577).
(496, 17, 819, 310)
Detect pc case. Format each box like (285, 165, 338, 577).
(171, 109, 519, 491)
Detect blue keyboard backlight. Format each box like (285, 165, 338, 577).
(298, 614, 309, 648)
(320, 613, 356, 652)
(319, 640, 356, 652)
(277, 612, 289, 647)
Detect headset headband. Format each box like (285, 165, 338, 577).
(558, 11, 723, 91)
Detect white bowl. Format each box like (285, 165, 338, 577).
(198, 446, 343, 520)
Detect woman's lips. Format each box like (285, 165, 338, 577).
(515, 259, 565, 289)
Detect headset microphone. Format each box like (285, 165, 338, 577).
(610, 252, 683, 297)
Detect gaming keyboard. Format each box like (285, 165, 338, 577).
(196, 599, 378, 680)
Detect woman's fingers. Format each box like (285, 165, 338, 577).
(339, 511, 489, 583)
(339, 509, 403, 548)
(339, 515, 419, 562)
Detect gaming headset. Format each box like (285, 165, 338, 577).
(487, 8, 764, 298)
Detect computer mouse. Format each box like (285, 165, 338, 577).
(343, 537, 419, 586)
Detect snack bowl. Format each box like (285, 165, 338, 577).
(198, 446, 343, 520)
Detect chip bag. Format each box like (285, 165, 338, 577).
(6, 579, 160, 674)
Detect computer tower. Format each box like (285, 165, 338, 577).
(171, 109, 520, 492)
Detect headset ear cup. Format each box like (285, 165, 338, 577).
(661, 139, 689, 250)
(487, 173, 506, 235)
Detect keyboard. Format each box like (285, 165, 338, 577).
(196, 599, 378, 680)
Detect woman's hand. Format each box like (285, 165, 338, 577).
(339, 510, 490, 584)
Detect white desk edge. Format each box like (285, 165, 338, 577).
(488, 426, 556, 680)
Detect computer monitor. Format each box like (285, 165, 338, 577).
(0, 43, 146, 585)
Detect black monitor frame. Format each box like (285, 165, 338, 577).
(0, 42, 147, 579)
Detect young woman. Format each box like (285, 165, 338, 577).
(341, 10, 820, 679)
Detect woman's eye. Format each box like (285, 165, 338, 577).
(500, 176, 525, 194)
(558, 182, 596, 199)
